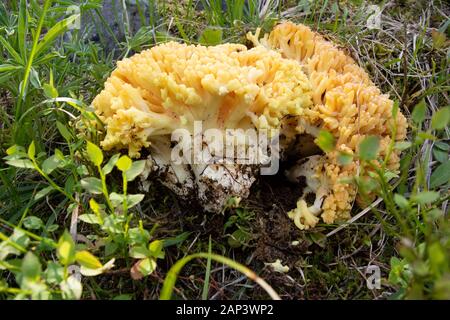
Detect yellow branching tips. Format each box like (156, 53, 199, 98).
(255, 22, 407, 227)
(92, 22, 407, 229)
(93, 41, 313, 157)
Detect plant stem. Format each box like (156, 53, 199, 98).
(15, 0, 53, 119)
(160, 252, 281, 300)
(98, 165, 114, 213)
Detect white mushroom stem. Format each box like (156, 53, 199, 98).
(309, 187, 327, 215)
(287, 185, 327, 230)
(140, 135, 258, 213)
(285, 155, 330, 229)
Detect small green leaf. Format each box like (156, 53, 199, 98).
(23, 216, 43, 230)
(417, 132, 436, 141)
(42, 155, 61, 174)
(199, 28, 223, 46)
(131, 258, 156, 280)
(75, 251, 103, 269)
(128, 228, 151, 246)
(109, 193, 144, 208)
(0, 229, 30, 260)
(337, 152, 353, 165)
(384, 170, 399, 181)
(388, 257, 408, 286)
(6, 159, 34, 169)
(78, 214, 102, 225)
(0, 36, 22, 64)
(431, 107, 450, 130)
(57, 231, 76, 265)
(80, 177, 103, 194)
(43, 83, 58, 99)
(129, 245, 151, 259)
(430, 161, 450, 188)
(21, 252, 41, 281)
(358, 136, 380, 161)
(86, 141, 103, 166)
(65, 175, 76, 195)
(434, 141, 449, 151)
(411, 100, 427, 124)
(55, 148, 65, 160)
(149, 240, 165, 259)
(433, 147, 448, 163)
(44, 262, 64, 285)
(116, 155, 132, 172)
(0, 64, 21, 73)
(394, 141, 412, 151)
(228, 229, 249, 248)
(412, 191, 440, 205)
(127, 194, 145, 208)
(89, 198, 101, 215)
(76, 165, 89, 176)
(309, 232, 327, 248)
(102, 154, 120, 175)
(47, 224, 59, 232)
(126, 160, 146, 181)
(34, 185, 54, 200)
(394, 194, 409, 209)
(102, 216, 124, 234)
(56, 121, 71, 142)
(6, 145, 24, 156)
(28, 141, 36, 159)
(315, 130, 335, 153)
(29, 68, 41, 89)
(109, 192, 124, 207)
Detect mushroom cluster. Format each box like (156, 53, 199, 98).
(91, 22, 407, 229)
(251, 22, 407, 227)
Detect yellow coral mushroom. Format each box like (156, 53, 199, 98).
(250, 22, 407, 226)
(92, 21, 407, 229)
(288, 199, 320, 230)
(93, 41, 313, 158)
(92, 40, 314, 212)
(265, 259, 290, 273)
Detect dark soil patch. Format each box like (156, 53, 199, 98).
(244, 172, 309, 263)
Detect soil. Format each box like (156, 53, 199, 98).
(139, 146, 325, 299)
(246, 172, 309, 262)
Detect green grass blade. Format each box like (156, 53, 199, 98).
(0, 36, 24, 64)
(201, 237, 212, 300)
(17, 0, 27, 60)
(0, 64, 22, 73)
(16, 0, 52, 116)
(160, 252, 280, 300)
(34, 14, 80, 58)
